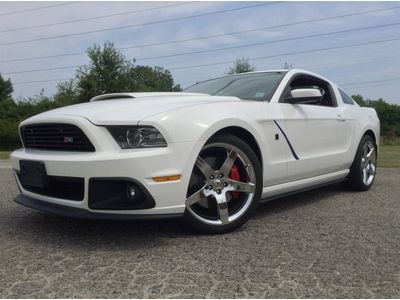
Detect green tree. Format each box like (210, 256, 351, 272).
(0, 75, 18, 148)
(227, 56, 255, 75)
(75, 42, 134, 102)
(352, 94, 400, 136)
(352, 94, 366, 106)
(54, 80, 78, 105)
(0, 42, 182, 150)
(60, 42, 180, 103)
(129, 66, 176, 92)
(0, 73, 13, 101)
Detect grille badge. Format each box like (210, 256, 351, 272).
(64, 136, 74, 143)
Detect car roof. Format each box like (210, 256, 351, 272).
(185, 69, 336, 90)
(242, 69, 332, 82)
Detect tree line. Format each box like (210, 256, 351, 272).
(0, 43, 181, 149)
(0, 45, 398, 150)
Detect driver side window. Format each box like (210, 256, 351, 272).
(284, 75, 336, 107)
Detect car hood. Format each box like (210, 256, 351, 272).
(26, 92, 241, 125)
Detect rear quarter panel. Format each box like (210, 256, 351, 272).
(342, 104, 380, 166)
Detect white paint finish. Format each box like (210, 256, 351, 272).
(10, 69, 380, 216)
(12, 140, 195, 214)
(25, 94, 241, 127)
(290, 88, 322, 99)
(90, 92, 208, 101)
(280, 103, 351, 180)
(262, 169, 350, 199)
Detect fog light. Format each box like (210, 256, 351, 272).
(126, 185, 136, 202)
(89, 178, 155, 209)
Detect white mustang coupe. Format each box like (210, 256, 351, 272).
(11, 69, 380, 233)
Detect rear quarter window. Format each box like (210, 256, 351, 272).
(339, 89, 355, 105)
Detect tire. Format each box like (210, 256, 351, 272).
(342, 135, 377, 191)
(183, 134, 263, 234)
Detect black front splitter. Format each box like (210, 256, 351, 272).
(14, 194, 183, 220)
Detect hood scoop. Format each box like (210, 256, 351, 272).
(90, 92, 207, 102)
(91, 94, 135, 101)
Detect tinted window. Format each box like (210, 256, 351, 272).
(339, 89, 355, 105)
(185, 72, 285, 101)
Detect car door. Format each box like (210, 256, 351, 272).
(278, 74, 352, 181)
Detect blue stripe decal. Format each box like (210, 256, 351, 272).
(273, 120, 299, 160)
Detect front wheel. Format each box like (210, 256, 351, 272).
(343, 135, 377, 191)
(183, 134, 263, 233)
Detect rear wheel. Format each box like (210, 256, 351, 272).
(343, 135, 377, 191)
(184, 135, 262, 233)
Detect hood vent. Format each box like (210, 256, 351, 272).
(90, 93, 136, 102)
(90, 92, 208, 102)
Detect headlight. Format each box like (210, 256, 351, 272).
(107, 126, 167, 149)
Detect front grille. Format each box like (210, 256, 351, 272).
(21, 123, 95, 152)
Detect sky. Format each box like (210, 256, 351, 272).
(0, 1, 399, 104)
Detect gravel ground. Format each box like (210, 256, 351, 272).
(0, 167, 399, 298)
(0, 160, 11, 169)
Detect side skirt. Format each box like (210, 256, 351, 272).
(261, 169, 349, 203)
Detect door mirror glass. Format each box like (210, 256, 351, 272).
(285, 88, 323, 104)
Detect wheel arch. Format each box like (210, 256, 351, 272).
(364, 129, 377, 146)
(352, 129, 379, 162)
(167, 114, 266, 187)
(209, 126, 263, 167)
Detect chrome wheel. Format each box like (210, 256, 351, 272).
(361, 140, 376, 186)
(186, 142, 256, 226)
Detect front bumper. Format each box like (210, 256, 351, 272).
(11, 116, 197, 217)
(15, 194, 183, 220)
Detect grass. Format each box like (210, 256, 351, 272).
(378, 145, 400, 168)
(380, 137, 400, 146)
(0, 151, 10, 160)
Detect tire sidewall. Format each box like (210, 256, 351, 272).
(183, 134, 263, 234)
(347, 135, 377, 191)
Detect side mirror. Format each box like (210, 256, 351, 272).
(285, 88, 323, 104)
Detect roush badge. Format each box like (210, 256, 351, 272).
(63, 136, 74, 143)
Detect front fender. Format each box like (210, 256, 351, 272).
(138, 101, 267, 144)
(139, 102, 268, 184)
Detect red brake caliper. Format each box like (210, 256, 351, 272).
(229, 164, 241, 199)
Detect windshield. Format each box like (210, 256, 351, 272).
(185, 72, 286, 101)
